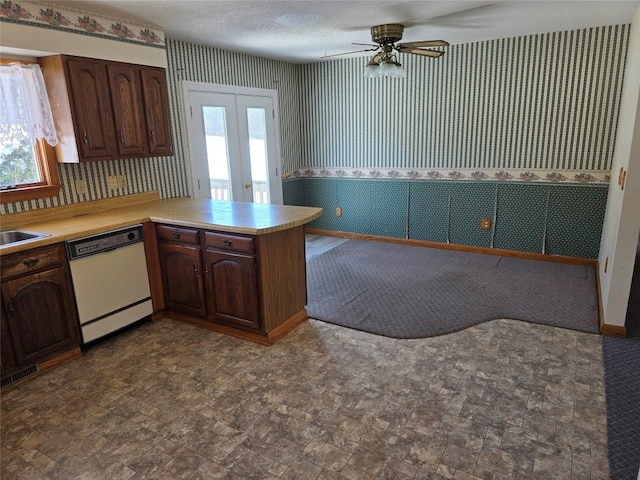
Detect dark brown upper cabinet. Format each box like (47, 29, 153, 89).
(65, 57, 117, 160)
(107, 63, 147, 158)
(39, 55, 173, 162)
(140, 67, 173, 156)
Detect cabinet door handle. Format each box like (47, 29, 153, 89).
(23, 258, 39, 268)
(82, 131, 89, 144)
(150, 130, 157, 145)
(120, 131, 125, 144)
(194, 265, 199, 277)
(172, 232, 181, 239)
(8, 303, 14, 312)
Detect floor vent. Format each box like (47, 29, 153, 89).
(1, 364, 39, 388)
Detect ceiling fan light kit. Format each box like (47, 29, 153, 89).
(323, 23, 449, 78)
(364, 55, 404, 78)
(365, 58, 404, 78)
(361, 23, 449, 79)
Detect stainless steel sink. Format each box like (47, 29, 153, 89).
(0, 230, 50, 247)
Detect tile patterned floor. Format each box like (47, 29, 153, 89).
(1, 317, 608, 479)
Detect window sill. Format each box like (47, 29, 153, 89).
(0, 184, 61, 204)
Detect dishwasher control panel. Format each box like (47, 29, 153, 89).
(66, 224, 144, 260)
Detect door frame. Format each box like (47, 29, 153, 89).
(180, 81, 283, 203)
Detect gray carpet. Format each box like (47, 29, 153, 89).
(306, 239, 600, 338)
(602, 239, 640, 480)
(603, 336, 640, 480)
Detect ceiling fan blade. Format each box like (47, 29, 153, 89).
(321, 47, 379, 59)
(400, 47, 445, 58)
(352, 43, 379, 47)
(399, 40, 450, 48)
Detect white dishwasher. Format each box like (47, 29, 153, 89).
(66, 224, 152, 344)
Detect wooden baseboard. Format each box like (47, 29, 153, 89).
(594, 261, 628, 337)
(39, 347, 82, 370)
(304, 228, 598, 266)
(596, 260, 606, 335)
(600, 323, 627, 337)
(2, 347, 83, 390)
(160, 309, 308, 346)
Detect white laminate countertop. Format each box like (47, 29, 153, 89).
(0, 193, 323, 255)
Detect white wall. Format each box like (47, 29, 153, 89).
(598, 5, 640, 330)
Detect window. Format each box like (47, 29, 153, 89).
(0, 60, 60, 203)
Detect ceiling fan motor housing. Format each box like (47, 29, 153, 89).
(371, 24, 404, 44)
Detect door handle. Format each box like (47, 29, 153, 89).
(244, 182, 252, 189)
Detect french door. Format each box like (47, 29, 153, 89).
(183, 83, 282, 204)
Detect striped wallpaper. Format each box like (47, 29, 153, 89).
(0, 23, 631, 214)
(297, 24, 629, 177)
(165, 39, 302, 187)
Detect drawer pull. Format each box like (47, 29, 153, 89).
(223, 239, 232, 247)
(23, 258, 39, 268)
(172, 232, 181, 239)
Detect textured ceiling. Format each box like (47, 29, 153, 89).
(53, 1, 640, 63)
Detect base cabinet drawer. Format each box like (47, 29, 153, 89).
(157, 225, 200, 245)
(204, 232, 254, 253)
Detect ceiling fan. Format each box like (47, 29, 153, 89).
(324, 24, 449, 78)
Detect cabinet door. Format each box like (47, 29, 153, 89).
(204, 249, 260, 331)
(159, 243, 206, 317)
(1, 302, 18, 378)
(140, 67, 173, 156)
(66, 57, 116, 159)
(1, 267, 80, 370)
(107, 63, 147, 157)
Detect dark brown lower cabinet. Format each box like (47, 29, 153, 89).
(204, 249, 260, 331)
(1, 244, 81, 378)
(158, 242, 207, 318)
(155, 223, 308, 343)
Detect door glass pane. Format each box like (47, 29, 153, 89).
(203, 106, 231, 200)
(247, 108, 269, 204)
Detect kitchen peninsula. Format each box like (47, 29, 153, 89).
(1, 192, 323, 364)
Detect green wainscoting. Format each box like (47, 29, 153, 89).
(407, 181, 450, 244)
(284, 178, 608, 259)
(448, 182, 497, 248)
(546, 185, 609, 258)
(494, 184, 549, 253)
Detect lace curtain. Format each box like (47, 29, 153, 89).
(0, 63, 58, 148)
